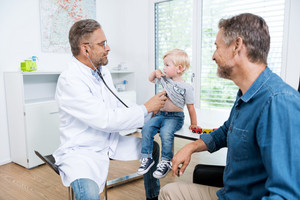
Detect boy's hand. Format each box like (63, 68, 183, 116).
(155, 69, 165, 79)
(189, 125, 201, 130)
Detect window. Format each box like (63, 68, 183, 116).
(200, 0, 285, 109)
(154, 0, 193, 92)
(154, 0, 286, 110)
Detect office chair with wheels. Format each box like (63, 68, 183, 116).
(34, 150, 108, 200)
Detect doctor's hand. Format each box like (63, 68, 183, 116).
(144, 90, 167, 113)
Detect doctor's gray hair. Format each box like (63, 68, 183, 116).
(69, 19, 101, 57)
(218, 13, 270, 65)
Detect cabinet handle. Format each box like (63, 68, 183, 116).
(49, 112, 59, 114)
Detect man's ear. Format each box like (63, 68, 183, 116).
(234, 37, 243, 54)
(80, 44, 89, 56)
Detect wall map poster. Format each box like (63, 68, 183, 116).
(40, 0, 96, 53)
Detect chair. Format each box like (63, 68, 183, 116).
(35, 149, 143, 200)
(34, 150, 76, 200)
(35, 150, 109, 200)
(193, 164, 224, 187)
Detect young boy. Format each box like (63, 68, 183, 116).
(137, 49, 199, 179)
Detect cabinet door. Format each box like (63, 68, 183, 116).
(24, 101, 60, 168)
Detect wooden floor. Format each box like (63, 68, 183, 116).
(0, 133, 201, 200)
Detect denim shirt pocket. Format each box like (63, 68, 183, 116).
(228, 127, 249, 161)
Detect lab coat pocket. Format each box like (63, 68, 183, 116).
(228, 127, 249, 161)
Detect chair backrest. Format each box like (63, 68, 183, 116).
(34, 150, 59, 175)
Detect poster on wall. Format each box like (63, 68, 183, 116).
(39, 0, 96, 53)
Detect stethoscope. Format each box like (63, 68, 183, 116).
(86, 50, 129, 108)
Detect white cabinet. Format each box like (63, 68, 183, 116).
(110, 70, 136, 103)
(110, 70, 137, 135)
(4, 72, 61, 168)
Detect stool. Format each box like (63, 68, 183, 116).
(35, 150, 108, 200)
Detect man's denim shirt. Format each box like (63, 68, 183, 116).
(200, 67, 300, 199)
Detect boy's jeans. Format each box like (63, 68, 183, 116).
(141, 111, 184, 161)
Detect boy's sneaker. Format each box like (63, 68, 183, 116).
(153, 160, 172, 179)
(137, 158, 155, 175)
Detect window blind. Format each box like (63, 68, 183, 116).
(201, 0, 285, 109)
(154, 0, 193, 92)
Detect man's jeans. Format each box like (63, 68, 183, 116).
(71, 141, 161, 199)
(71, 178, 100, 200)
(141, 111, 184, 161)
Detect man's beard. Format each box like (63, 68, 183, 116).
(94, 54, 108, 67)
(217, 64, 233, 79)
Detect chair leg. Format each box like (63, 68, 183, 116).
(68, 186, 75, 200)
(104, 181, 108, 200)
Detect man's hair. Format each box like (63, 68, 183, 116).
(163, 49, 190, 74)
(218, 13, 270, 65)
(69, 19, 101, 57)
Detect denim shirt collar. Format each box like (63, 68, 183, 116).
(237, 66, 272, 103)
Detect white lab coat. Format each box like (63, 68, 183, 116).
(53, 57, 147, 193)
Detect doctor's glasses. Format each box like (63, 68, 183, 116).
(82, 41, 108, 49)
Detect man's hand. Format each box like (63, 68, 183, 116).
(172, 143, 193, 177)
(144, 90, 167, 113)
(172, 139, 209, 177)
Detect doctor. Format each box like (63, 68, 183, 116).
(53, 19, 167, 200)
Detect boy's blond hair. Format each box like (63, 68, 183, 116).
(163, 49, 190, 74)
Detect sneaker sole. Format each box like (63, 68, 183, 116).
(136, 161, 155, 175)
(153, 168, 171, 179)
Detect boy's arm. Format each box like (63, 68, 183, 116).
(149, 69, 164, 83)
(186, 104, 200, 129)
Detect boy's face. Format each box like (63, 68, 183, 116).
(163, 55, 180, 78)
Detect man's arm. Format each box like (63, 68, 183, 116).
(56, 74, 166, 132)
(172, 139, 209, 177)
(257, 93, 300, 199)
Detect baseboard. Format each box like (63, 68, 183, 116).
(0, 159, 11, 166)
